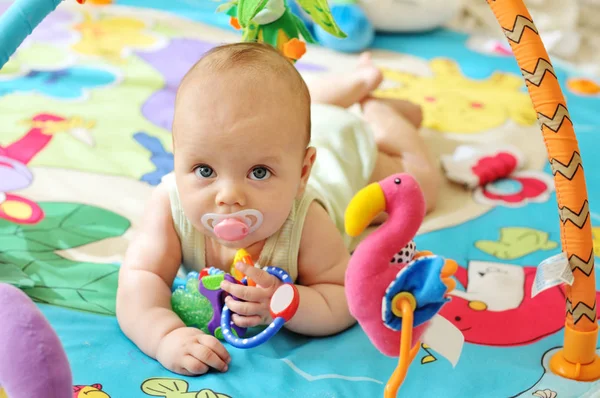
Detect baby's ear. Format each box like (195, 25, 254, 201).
(297, 146, 317, 197)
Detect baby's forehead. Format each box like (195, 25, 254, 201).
(180, 69, 302, 121)
(180, 44, 308, 97)
(182, 63, 300, 100)
(173, 43, 311, 146)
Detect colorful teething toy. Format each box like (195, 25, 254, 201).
(171, 249, 299, 348)
(221, 266, 299, 348)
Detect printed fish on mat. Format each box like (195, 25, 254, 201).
(475, 227, 557, 260)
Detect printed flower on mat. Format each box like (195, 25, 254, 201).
(72, 13, 160, 61)
(0, 67, 117, 100)
(0, 113, 95, 225)
(533, 389, 557, 398)
(473, 171, 554, 207)
(0, 44, 74, 78)
(29, 8, 77, 44)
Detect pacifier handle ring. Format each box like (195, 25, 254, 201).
(220, 267, 298, 349)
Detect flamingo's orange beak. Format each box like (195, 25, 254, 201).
(344, 182, 385, 238)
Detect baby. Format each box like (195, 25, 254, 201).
(116, 42, 439, 376)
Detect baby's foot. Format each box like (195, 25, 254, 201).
(361, 96, 423, 128)
(355, 52, 384, 95)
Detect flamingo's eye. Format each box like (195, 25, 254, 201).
(394, 178, 401, 185)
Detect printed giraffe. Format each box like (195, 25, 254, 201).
(487, 0, 600, 380)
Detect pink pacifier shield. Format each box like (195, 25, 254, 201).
(214, 218, 249, 241)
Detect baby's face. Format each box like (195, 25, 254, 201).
(173, 69, 312, 249)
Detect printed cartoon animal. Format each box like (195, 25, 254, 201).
(141, 378, 231, 398)
(73, 384, 110, 397)
(475, 227, 558, 260)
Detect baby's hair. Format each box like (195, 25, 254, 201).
(177, 41, 312, 145)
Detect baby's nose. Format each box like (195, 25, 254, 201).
(215, 183, 245, 207)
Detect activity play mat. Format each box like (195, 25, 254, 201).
(1, 0, 600, 396)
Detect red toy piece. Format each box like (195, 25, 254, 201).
(270, 284, 300, 322)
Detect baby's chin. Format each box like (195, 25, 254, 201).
(217, 237, 257, 249)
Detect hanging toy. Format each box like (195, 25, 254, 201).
(215, 0, 346, 61)
(344, 173, 460, 397)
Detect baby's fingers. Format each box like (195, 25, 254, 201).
(189, 342, 228, 373)
(232, 314, 263, 328)
(225, 296, 263, 316)
(197, 334, 231, 366)
(221, 281, 268, 302)
(235, 262, 277, 289)
(181, 355, 209, 375)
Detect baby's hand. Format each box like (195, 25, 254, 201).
(156, 327, 231, 376)
(220, 262, 283, 328)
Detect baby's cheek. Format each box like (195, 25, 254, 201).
(180, 190, 211, 224)
(258, 205, 291, 234)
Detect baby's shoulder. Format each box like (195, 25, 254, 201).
(298, 202, 345, 257)
(155, 173, 182, 217)
(296, 201, 349, 282)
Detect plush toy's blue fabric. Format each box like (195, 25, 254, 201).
(383, 255, 450, 331)
(290, 1, 374, 53)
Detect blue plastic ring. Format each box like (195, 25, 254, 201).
(220, 267, 293, 349)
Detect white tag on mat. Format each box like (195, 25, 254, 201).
(531, 252, 573, 298)
(421, 315, 464, 368)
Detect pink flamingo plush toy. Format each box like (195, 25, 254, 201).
(344, 173, 458, 397)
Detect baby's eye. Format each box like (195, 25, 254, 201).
(194, 165, 216, 179)
(249, 166, 271, 181)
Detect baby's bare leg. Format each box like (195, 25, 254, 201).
(362, 97, 440, 214)
(307, 53, 383, 108)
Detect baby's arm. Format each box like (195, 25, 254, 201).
(284, 202, 356, 336)
(116, 184, 230, 375)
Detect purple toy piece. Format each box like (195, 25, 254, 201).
(198, 274, 246, 338)
(0, 283, 72, 398)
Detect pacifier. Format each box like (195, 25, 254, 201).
(214, 218, 249, 241)
(201, 209, 264, 242)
